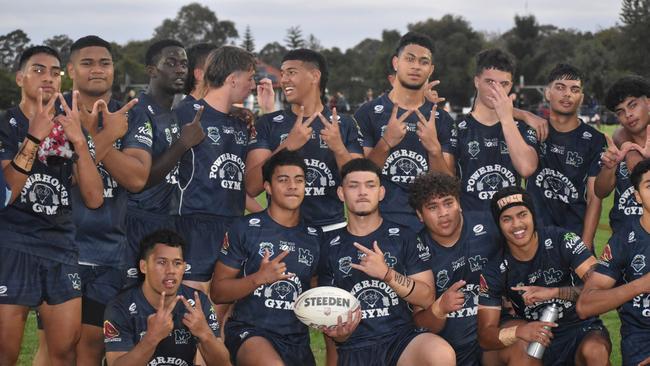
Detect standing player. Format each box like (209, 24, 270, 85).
(595, 76, 650, 233)
(354, 32, 456, 231)
(174, 45, 255, 294)
(452, 49, 539, 212)
(477, 187, 611, 365)
(104, 229, 229, 366)
(211, 150, 323, 365)
(526, 64, 606, 249)
(0, 45, 104, 365)
(320, 158, 455, 366)
(408, 172, 501, 365)
(577, 158, 650, 366)
(245, 48, 363, 232)
(63, 35, 152, 365)
(184, 42, 217, 102)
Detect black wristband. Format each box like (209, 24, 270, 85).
(25, 133, 41, 144)
(11, 160, 30, 175)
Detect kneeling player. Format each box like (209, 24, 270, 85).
(577, 159, 650, 366)
(211, 150, 323, 366)
(104, 230, 228, 366)
(477, 187, 611, 365)
(320, 158, 455, 366)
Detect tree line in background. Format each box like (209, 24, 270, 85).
(0, 0, 648, 112)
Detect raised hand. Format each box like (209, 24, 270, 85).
(415, 105, 442, 154)
(486, 81, 515, 123)
(79, 99, 104, 136)
(283, 106, 318, 151)
(319, 108, 346, 154)
(230, 106, 255, 132)
(601, 134, 638, 169)
(256, 77, 276, 114)
(515, 320, 557, 347)
(511, 285, 558, 306)
(146, 291, 180, 344)
(437, 280, 466, 314)
(56, 91, 85, 146)
(382, 103, 412, 149)
(180, 291, 212, 340)
(179, 106, 206, 149)
(423, 80, 446, 104)
(27, 88, 57, 141)
(253, 250, 294, 286)
(350, 241, 389, 279)
(321, 306, 362, 341)
(101, 98, 139, 142)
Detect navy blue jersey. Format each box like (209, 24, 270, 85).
(127, 92, 182, 215)
(248, 107, 363, 226)
(68, 96, 153, 267)
(453, 114, 539, 212)
(595, 219, 650, 336)
(609, 161, 643, 233)
(479, 227, 594, 326)
(354, 95, 456, 219)
(0, 161, 9, 209)
(104, 284, 219, 365)
(219, 210, 323, 339)
(175, 100, 249, 217)
(0, 107, 77, 264)
(420, 212, 501, 349)
(527, 123, 605, 234)
(319, 221, 430, 348)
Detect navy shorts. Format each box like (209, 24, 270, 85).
(544, 318, 610, 366)
(224, 320, 315, 366)
(79, 264, 123, 326)
(0, 247, 81, 307)
(176, 214, 234, 282)
(336, 327, 428, 366)
(453, 341, 481, 366)
(124, 209, 177, 287)
(621, 328, 650, 366)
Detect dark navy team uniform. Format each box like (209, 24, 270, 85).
(527, 122, 605, 234)
(609, 161, 643, 233)
(320, 220, 430, 366)
(174, 100, 250, 281)
(125, 92, 182, 284)
(479, 227, 608, 366)
(0, 164, 9, 209)
(249, 107, 363, 228)
(595, 219, 650, 366)
(453, 114, 539, 212)
(0, 107, 81, 306)
(219, 210, 322, 365)
(354, 95, 456, 231)
(104, 284, 219, 366)
(419, 212, 501, 366)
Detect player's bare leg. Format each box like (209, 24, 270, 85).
(397, 332, 456, 366)
(75, 324, 104, 366)
(574, 332, 611, 366)
(0, 304, 29, 366)
(33, 329, 50, 366)
(482, 320, 541, 366)
(39, 298, 81, 366)
(237, 336, 284, 366)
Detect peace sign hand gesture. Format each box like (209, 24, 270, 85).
(27, 88, 57, 141)
(180, 291, 213, 340)
(319, 107, 346, 154)
(146, 291, 180, 344)
(284, 106, 318, 151)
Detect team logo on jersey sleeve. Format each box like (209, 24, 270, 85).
(479, 274, 489, 294)
(209, 153, 245, 190)
(416, 237, 431, 261)
(103, 321, 121, 342)
(374, 105, 384, 113)
(134, 120, 153, 147)
(382, 150, 428, 184)
(465, 164, 517, 200)
(304, 158, 335, 196)
(20, 173, 70, 215)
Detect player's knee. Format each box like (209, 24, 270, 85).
(0, 349, 20, 366)
(420, 335, 456, 366)
(579, 338, 610, 365)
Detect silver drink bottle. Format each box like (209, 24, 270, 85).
(527, 303, 560, 359)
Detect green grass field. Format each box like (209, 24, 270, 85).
(16, 124, 623, 365)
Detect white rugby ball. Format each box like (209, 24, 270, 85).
(294, 286, 360, 328)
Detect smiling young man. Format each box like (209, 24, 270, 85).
(211, 150, 323, 366)
(353, 32, 456, 232)
(526, 64, 606, 249)
(452, 49, 539, 212)
(577, 158, 650, 366)
(0, 45, 103, 365)
(477, 186, 610, 365)
(104, 229, 229, 366)
(245, 48, 363, 232)
(409, 172, 501, 366)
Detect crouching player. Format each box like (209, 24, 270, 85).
(477, 186, 611, 365)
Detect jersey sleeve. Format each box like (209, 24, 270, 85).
(103, 300, 135, 352)
(588, 132, 607, 177)
(403, 231, 430, 275)
(341, 115, 363, 154)
(0, 169, 9, 209)
(478, 256, 506, 307)
(247, 115, 273, 150)
(218, 223, 248, 270)
(0, 113, 18, 160)
(594, 234, 627, 282)
(558, 231, 593, 270)
(199, 292, 221, 338)
(435, 110, 457, 153)
(121, 109, 153, 152)
(517, 122, 540, 151)
(353, 103, 377, 148)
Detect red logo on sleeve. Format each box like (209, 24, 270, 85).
(600, 244, 613, 262)
(103, 320, 119, 339)
(479, 274, 489, 293)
